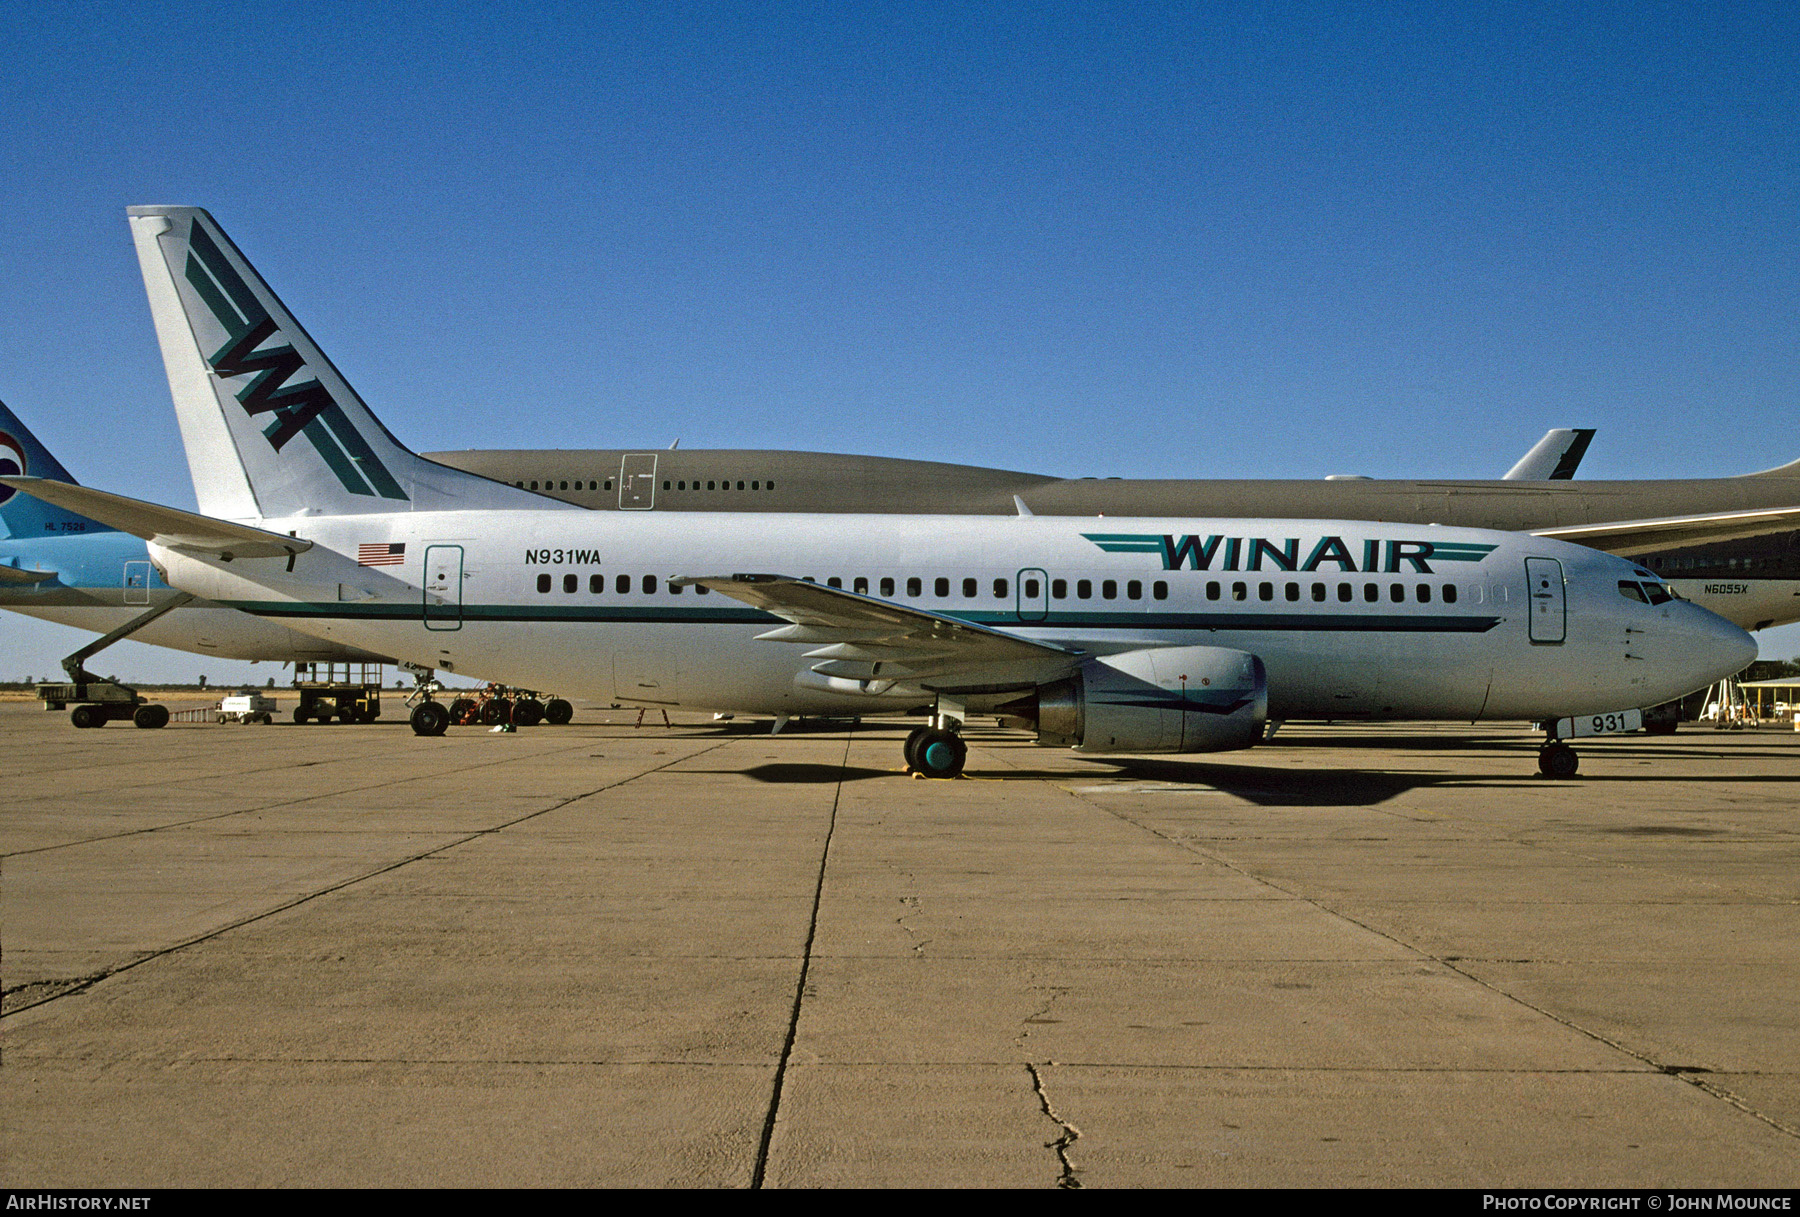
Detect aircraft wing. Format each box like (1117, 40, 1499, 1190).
(672, 573, 1081, 689)
(1533, 505, 1800, 556)
(0, 477, 313, 560)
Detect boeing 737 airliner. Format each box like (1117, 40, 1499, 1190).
(5, 207, 1757, 778)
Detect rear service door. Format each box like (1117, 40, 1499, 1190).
(123, 560, 152, 605)
(424, 545, 464, 631)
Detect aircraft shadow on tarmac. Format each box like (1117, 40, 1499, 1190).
(639, 721, 1796, 805)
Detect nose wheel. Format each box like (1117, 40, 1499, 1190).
(1537, 742, 1579, 778)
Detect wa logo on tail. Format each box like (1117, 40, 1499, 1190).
(130, 207, 555, 520)
(178, 220, 407, 502)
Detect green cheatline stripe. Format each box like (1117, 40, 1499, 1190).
(187, 217, 265, 327)
(1425, 545, 1499, 559)
(1082, 533, 1164, 552)
(222, 600, 1503, 634)
(315, 401, 409, 500)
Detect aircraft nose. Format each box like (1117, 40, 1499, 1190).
(1679, 604, 1757, 686)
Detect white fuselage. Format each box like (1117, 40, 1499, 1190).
(150, 512, 1754, 722)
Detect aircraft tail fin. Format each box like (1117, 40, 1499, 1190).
(1503, 429, 1595, 480)
(1741, 456, 1800, 478)
(0, 400, 117, 539)
(127, 207, 553, 521)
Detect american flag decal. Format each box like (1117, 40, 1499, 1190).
(358, 542, 406, 566)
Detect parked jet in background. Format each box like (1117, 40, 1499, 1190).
(435, 438, 1800, 631)
(10, 205, 1756, 779)
(422, 427, 1596, 516)
(0, 400, 383, 673)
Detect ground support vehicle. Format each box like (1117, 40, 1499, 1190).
(216, 690, 277, 724)
(291, 662, 384, 724)
(38, 679, 170, 728)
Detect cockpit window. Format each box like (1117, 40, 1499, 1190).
(1642, 582, 1674, 605)
(1617, 581, 1648, 604)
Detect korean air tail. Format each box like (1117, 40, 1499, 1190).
(0, 399, 116, 539)
(127, 207, 549, 521)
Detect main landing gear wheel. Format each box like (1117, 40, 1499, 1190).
(481, 698, 512, 726)
(512, 697, 544, 727)
(902, 725, 931, 771)
(543, 698, 574, 725)
(410, 701, 450, 737)
(910, 728, 967, 779)
(1538, 743, 1579, 778)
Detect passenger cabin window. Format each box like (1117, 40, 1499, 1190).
(1052, 579, 1067, 599)
(962, 577, 977, 598)
(880, 577, 894, 597)
(906, 577, 921, 597)
(1025, 577, 1041, 598)
(1076, 579, 1092, 599)
(616, 574, 630, 594)
(537, 573, 551, 593)
(590, 574, 604, 593)
(993, 578, 1009, 598)
(935, 577, 950, 597)
(853, 577, 868, 594)
(1443, 584, 1458, 604)
(1152, 581, 1168, 600)
(643, 575, 658, 594)
(563, 574, 577, 593)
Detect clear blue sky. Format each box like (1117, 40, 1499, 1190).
(2, 0, 1797, 681)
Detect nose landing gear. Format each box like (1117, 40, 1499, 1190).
(1537, 741, 1579, 778)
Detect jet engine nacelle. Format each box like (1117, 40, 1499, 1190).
(1007, 645, 1267, 754)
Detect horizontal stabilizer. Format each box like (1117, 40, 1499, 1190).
(0, 564, 56, 584)
(0, 477, 313, 560)
(1534, 505, 1800, 556)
